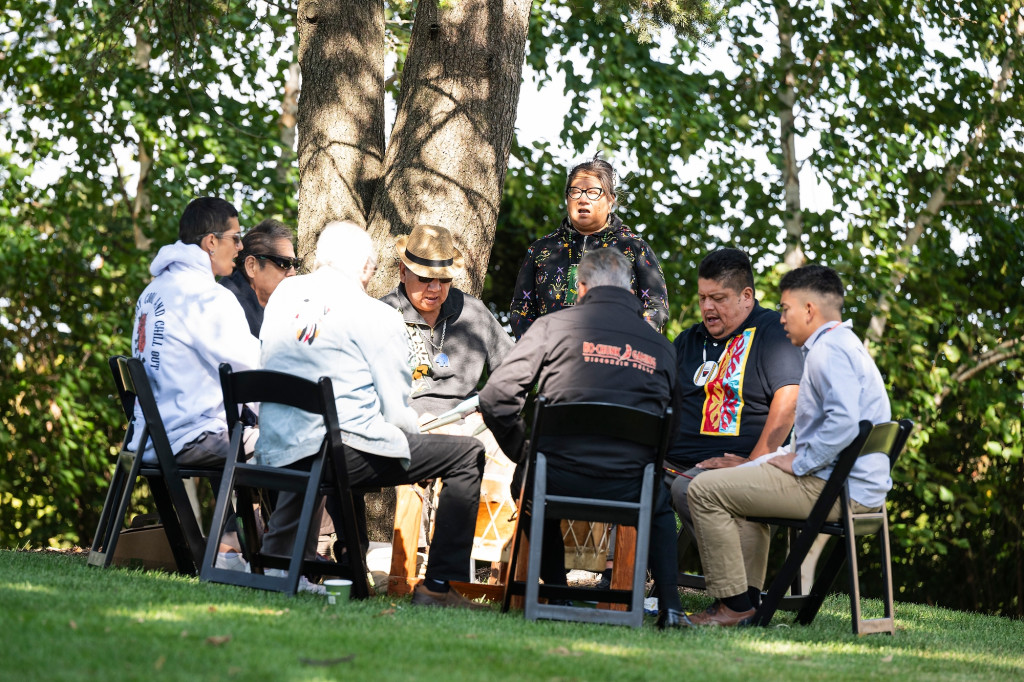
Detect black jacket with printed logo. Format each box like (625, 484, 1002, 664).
(480, 285, 677, 477)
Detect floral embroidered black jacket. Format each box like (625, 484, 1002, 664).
(508, 214, 670, 340)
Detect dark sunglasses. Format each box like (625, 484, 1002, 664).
(417, 275, 453, 284)
(254, 254, 302, 271)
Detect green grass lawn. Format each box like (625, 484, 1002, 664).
(2, 549, 1022, 681)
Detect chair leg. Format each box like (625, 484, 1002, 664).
(335, 489, 371, 599)
(523, 460, 548, 622)
(148, 476, 198, 575)
(164, 474, 210, 572)
(235, 486, 261, 567)
(846, 528, 863, 632)
(283, 458, 326, 595)
(200, 456, 240, 580)
(795, 539, 847, 625)
(752, 525, 823, 627)
(845, 517, 895, 636)
(879, 516, 895, 625)
(501, 460, 531, 613)
(88, 459, 135, 568)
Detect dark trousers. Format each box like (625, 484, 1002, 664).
(530, 466, 683, 612)
(262, 431, 485, 583)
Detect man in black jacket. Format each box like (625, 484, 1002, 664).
(479, 248, 688, 629)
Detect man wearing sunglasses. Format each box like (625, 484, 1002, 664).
(220, 219, 300, 338)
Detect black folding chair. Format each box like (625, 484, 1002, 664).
(199, 363, 370, 599)
(748, 419, 913, 634)
(501, 396, 673, 627)
(88, 356, 222, 575)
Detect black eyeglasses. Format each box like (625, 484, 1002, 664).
(254, 254, 302, 271)
(566, 187, 604, 200)
(417, 275, 453, 284)
(211, 231, 244, 245)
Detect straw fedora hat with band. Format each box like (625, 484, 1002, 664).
(396, 224, 464, 280)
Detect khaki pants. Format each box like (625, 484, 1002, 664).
(670, 467, 769, 590)
(688, 461, 874, 599)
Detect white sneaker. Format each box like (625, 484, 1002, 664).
(297, 576, 327, 596)
(263, 568, 327, 596)
(215, 551, 250, 572)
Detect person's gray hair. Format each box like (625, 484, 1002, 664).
(578, 249, 632, 290)
(314, 221, 375, 278)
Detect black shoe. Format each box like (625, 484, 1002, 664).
(657, 608, 694, 630)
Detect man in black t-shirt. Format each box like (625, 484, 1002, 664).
(666, 249, 804, 549)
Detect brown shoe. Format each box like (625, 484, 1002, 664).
(411, 583, 490, 611)
(687, 600, 755, 627)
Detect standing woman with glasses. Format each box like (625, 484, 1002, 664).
(220, 219, 300, 338)
(508, 155, 669, 340)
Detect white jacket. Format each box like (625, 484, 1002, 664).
(256, 266, 419, 469)
(129, 241, 260, 462)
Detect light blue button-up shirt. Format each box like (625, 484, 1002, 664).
(255, 267, 419, 470)
(791, 320, 892, 508)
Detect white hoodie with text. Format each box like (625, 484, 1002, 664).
(128, 241, 259, 462)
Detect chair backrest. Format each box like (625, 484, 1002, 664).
(108, 355, 135, 423)
(799, 419, 909, 529)
(840, 418, 914, 513)
(887, 419, 914, 471)
(218, 363, 348, 484)
(527, 395, 674, 470)
(111, 355, 183, 476)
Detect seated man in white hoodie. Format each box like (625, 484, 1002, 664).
(129, 196, 260, 465)
(257, 221, 487, 609)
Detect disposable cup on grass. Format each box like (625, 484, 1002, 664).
(324, 579, 352, 605)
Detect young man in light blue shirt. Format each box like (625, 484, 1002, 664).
(685, 264, 891, 627)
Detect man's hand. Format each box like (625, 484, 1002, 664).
(696, 453, 748, 470)
(767, 451, 797, 474)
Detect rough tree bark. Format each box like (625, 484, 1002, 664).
(364, 0, 531, 298)
(296, 0, 530, 540)
(295, 0, 386, 260)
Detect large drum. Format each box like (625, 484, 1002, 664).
(560, 520, 612, 572)
(470, 424, 518, 564)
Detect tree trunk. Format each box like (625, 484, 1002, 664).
(296, 0, 386, 260)
(365, 0, 531, 298)
(132, 29, 153, 252)
(776, 0, 803, 270)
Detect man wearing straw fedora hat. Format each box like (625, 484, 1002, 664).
(381, 224, 513, 419)
(381, 224, 516, 576)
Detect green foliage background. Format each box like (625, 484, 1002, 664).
(2, 0, 1022, 616)
(0, 1, 298, 546)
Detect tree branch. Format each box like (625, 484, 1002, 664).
(866, 7, 1023, 344)
(935, 336, 1024, 409)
